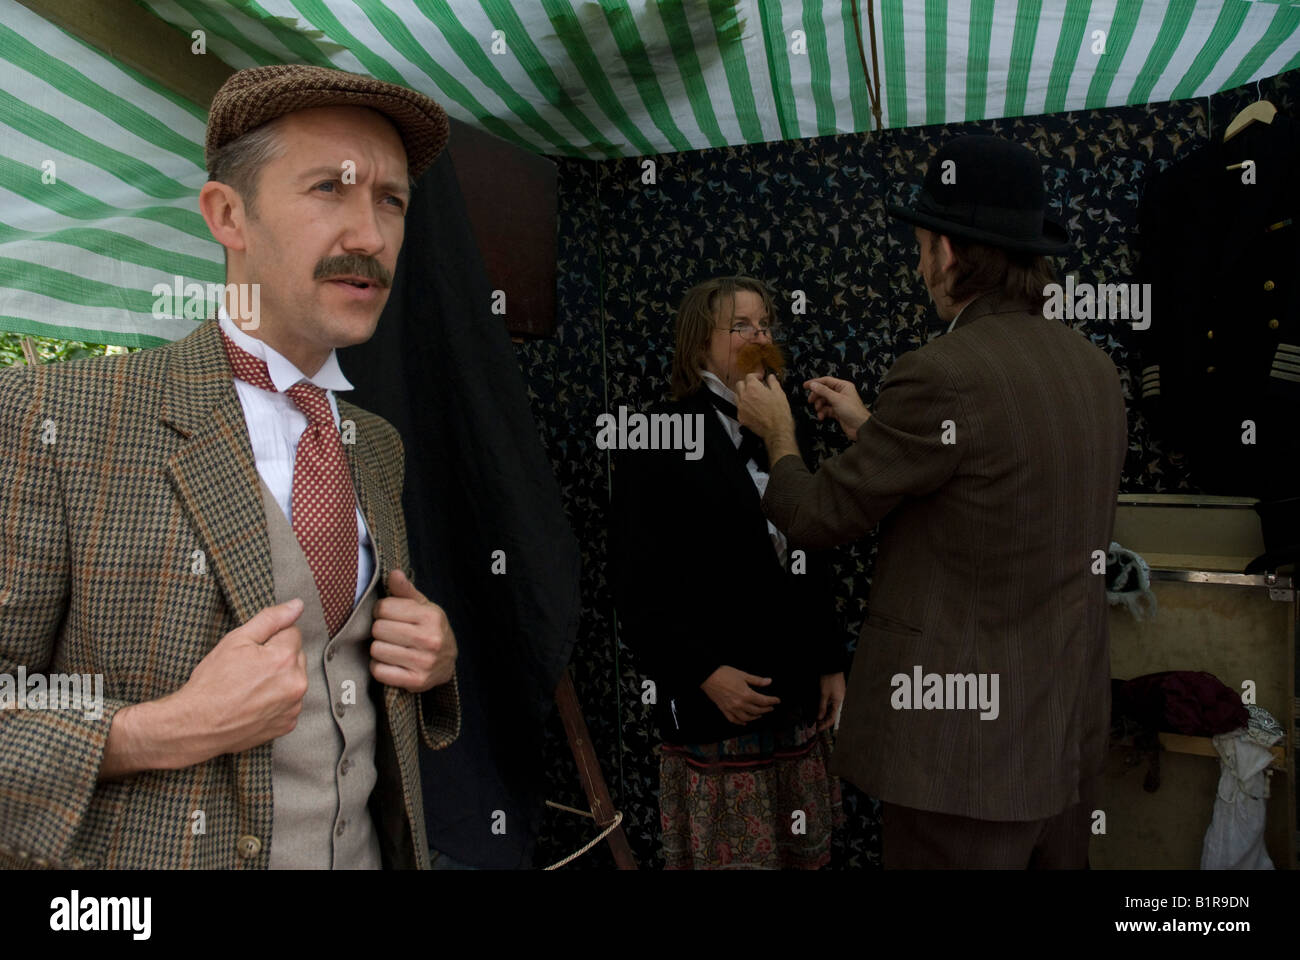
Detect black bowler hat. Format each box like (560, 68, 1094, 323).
(1245, 497, 1300, 574)
(887, 135, 1070, 255)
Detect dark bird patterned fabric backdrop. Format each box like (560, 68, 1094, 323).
(515, 69, 1297, 870)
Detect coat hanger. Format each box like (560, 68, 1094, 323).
(1223, 79, 1276, 142)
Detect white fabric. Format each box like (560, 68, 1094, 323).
(700, 370, 787, 565)
(219, 308, 374, 604)
(1200, 730, 1278, 870)
(1105, 540, 1158, 621)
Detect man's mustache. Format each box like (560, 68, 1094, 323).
(736, 341, 786, 378)
(314, 255, 392, 288)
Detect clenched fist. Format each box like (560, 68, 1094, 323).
(100, 598, 309, 779)
(179, 598, 309, 753)
(369, 569, 457, 693)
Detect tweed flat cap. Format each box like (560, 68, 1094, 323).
(206, 64, 449, 178)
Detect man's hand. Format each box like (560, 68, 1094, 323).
(700, 665, 781, 725)
(101, 598, 309, 779)
(370, 569, 457, 693)
(735, 372, 795, 443)
(817, 672, 846, 732)
(804, 377, 871, 440)
(177, 597, 309, 751)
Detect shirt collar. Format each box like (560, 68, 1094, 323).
(218, 306, 353, 394)
(699, 370, 738, 407)
(945, 301, 971, 335)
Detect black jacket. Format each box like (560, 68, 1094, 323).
(340, 149, 580, 868)
(610, 387, 846, 745)
(1136, 114, 1300, 498)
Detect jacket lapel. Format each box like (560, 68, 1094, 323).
(332, 402, 414, 853)
(160, 319, 275, 628)
(687, 390, 764, 515)
(336, 401, 389, 580)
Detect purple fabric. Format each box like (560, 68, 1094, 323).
(1114, 671, 1248, 736)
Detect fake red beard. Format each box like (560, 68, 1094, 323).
(735, 341, 786, 380)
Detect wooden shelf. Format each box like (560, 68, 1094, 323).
(1113, 731, 1286, 769)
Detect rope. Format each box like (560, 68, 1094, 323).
(541, 800, 624, 871)
(545, 800, 593, 819)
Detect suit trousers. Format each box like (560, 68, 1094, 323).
(881, 798, 1093, 869)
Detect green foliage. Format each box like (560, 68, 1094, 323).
(0, 331, 138, 368)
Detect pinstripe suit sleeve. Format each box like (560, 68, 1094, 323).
(0, 366, 130, 863)
(384, 430, 460, 752)
(763, 347, 964, 548)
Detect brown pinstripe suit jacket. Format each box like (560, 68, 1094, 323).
(764, 293, 1127, 822)
(0, 319, 459, 868)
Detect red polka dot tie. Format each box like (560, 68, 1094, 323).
(222, 333, 358, 636)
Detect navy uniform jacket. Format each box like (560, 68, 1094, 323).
(1136, 114, 1300, 498)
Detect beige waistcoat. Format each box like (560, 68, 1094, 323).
(260, 480, 383, 869)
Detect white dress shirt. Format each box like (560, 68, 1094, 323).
(218, 308, 375, 603)
(700, 370, 789, 564)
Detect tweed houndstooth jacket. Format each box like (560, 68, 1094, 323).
(0, 318, 459, 869)
(763, 292, 1127, 823)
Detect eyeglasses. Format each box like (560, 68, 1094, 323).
(715, 322, 779, 341)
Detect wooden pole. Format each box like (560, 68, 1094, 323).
(866, 0, 884, 132)
(850, 0, 885, 133)
(553, 667, 638, 869)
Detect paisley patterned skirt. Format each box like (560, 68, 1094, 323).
(658, 721, 843, 869)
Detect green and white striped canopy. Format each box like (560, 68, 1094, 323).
(137, 0, 1300, 155)
(2, 0, 1299, 345)
(1, 0, 218, 346)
